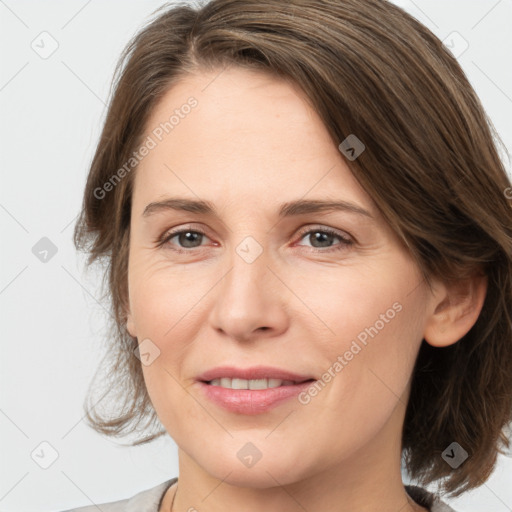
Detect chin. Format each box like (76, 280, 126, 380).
(193, 447, 311, 489)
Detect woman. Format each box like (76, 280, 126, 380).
(67, 0, 512, 510)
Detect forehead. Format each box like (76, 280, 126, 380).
(132, 66, 374, 214)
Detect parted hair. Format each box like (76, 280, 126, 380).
(73, 0, 512, 497)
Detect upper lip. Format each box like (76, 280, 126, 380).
(197, 366, 315, 383)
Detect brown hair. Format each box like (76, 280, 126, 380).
(73, 0, 512, 497)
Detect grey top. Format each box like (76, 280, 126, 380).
(60, 477, 457, 512)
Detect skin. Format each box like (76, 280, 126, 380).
(125, 66, 487, 512)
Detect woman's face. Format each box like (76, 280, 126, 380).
(126, 67, 435, 487)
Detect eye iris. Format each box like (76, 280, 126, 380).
(179, 231, 202, 248)
(310, 231, 335, 248)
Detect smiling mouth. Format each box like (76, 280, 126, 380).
(203, 377, 315, 390)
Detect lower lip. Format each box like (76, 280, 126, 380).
(196, 380, 316, 415)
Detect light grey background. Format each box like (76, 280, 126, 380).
(0, 1, 511, 511)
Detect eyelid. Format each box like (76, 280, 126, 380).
(294, 224, 354, 244)
(155, 223, 210, 248)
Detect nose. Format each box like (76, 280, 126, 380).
(208, 239, 289, 342)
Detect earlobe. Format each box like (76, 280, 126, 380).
(424, 272, 488, 348)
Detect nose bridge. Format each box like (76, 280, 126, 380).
(222, 234, 271, 309)
(209, 232, 286, 340)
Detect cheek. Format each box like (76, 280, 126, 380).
(128, 259, 218, 419)
(295, 253, 424, 356)
(128, 256, 214, 338)
(292, 272, 426, 465)
(308, 254, 426, 407)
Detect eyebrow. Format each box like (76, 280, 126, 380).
(142, 197, 373, 219)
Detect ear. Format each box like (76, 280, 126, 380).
(424, 271, 488, 347)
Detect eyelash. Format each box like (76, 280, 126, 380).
(155, 225, 354, 254)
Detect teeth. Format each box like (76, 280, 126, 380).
(208, 378, 296, 389)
